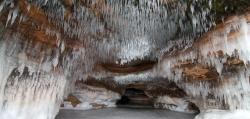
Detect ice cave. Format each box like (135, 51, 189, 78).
(0, 0, 250, 119)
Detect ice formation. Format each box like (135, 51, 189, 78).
(62, 85, 120, 110)
(0, 41, 67, 119)
(0, 0, 216, 68)
(155, 16, 250, 111)
(155, 95, 195, 113)
(156, 14, 250, 118)
(0, 0, 249, 119)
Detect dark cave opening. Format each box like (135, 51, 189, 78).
(116, 88, 154, 108)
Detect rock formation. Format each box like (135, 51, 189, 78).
(0, 0, 249, 119)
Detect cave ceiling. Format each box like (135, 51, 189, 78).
(0, 0, 249, 82)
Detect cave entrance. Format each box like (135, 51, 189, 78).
(116, 88, 154, 108)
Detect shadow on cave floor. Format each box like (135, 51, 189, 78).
(56, 108, 196, 119)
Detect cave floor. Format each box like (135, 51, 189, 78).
(56, 108, 196, 119)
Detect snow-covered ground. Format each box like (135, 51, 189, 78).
(194, 110, 250, 119)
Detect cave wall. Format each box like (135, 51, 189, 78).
(0, 0, 249, 119)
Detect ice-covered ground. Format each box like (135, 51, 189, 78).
(56, 108, 196, 119)
(57, 108, 250, 119)
(194, 110, 250, 119)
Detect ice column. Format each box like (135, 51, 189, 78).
(0, 42, 67, 119)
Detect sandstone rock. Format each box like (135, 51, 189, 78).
(64, 94, 81, 107)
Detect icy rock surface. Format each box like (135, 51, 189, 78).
(0, 0, 216, 68)
(155, 95, 194, 113)
(0, 0, 249, 119)
(157, 17, 250, 111)
(62, 85, 120, 110)
(0, 42, 67, 119)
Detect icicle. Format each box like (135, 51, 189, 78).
(5, 10, 12, 27)
(0, 1, 4, 14)
(52, 54, 59, 68)
(27, 4, 31, 12)
(44, 0, 49, 5)
(60, 41, 65, 53)
(10, 8, 18, 25)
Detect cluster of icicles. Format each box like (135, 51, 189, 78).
(0, 0, 249, 119)
(0, 42, 66, 119)
(0, 0, 215, 65)
(162, 18, 250, 111)
(104, 16, 250, 112)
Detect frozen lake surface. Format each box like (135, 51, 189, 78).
(56, 108, 196, 119)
